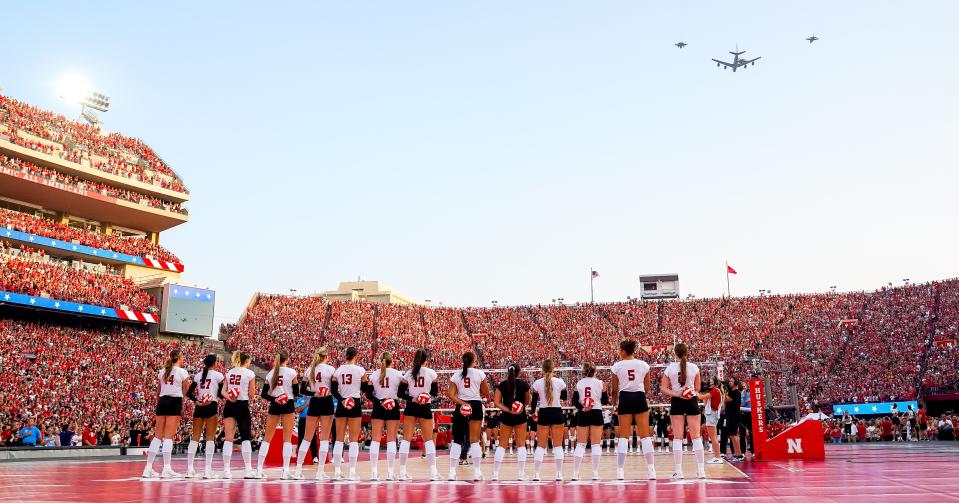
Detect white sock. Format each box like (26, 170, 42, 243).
(470, 442, 482, 475)
(282, 442, 293, 472)
(642, 436, 655, 468)
(533, 446, 546, 475)
(296, 440, 311, 468)
(573, 443, 586, 475)
(318, 440, 329, 468)
(672, 439, 683, 472)
(257, 441, 270, 472)
(241, 441, 253, 471)
(222, 441, 233, 471)
(145, 437, 161, 469)
(493, 446, 505, 475)
(386, 441, 397, 474)
(348, 442, 359, 472)
(332, 441, 344, 471)
(424, 440, 436, 470)
(369, 441, 381, 474)
(591, 444, 601, 473)
(398, 440, 411, 470)
(449, 443, 462, 472)
(517, 446, 528, 474)
(692, 437, 705, 471)
(616, 438, 628, 469)
(553, 446, 564, 476)
(162, 439, 174, 470)
(205, 441, 215, 471)
(187, 440, 199, 471)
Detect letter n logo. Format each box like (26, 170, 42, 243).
(786, 438, 803, 454)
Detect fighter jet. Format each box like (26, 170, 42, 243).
(806, 35, 819, 44)
(675, 42, 687, 49)
(712, 49, 761, 72)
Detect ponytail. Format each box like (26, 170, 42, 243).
(270, 350, 288, 391)
(675, 343, 688, 386)
(542, 359, 555, 404)
(308, 347, 329, 385)
(412, 348, 427, 381)
(163, 349, 181, 381)
(379, 352, 392, 387)
(231, 350, 250, 368)
(506, 363, 520, 403)
(582, 362, 596, 378)
(461, 351, 475, 379)
(200, 354, 216, 385)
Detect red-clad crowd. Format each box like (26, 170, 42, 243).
(462, 306, 558, 369)
(0, 207, 180, 263)
(0, 154, 187, 215)
(0, 254, 156, 312)
(530, 304, 621, 366)
(924, 280, 959, 388)
(0, 94, 187, 193)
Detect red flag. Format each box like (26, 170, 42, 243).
(727, 265, 737, 274)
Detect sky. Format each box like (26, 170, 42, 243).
(3, 1, 958, 327)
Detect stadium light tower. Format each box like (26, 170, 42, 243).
(492, 300, 499, 306)
(57, 74, 110, 125)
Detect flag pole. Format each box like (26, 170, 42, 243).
(725, 261, 731, 298)
(590, 268, 595, 303)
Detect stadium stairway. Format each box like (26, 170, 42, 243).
(597, 305, 627, 339)
(914, 283, 942, 394)
(526, 306, 564, 364)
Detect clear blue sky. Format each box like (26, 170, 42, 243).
(3, 2, 957, 325)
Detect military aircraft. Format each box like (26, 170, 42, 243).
(675, 42, 687, 49)
(806, 35, 819, 44)
(712, 49, 761, 72)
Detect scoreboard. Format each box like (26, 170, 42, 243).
(159, 284, 215, 337)
(639, 274, 680, 300)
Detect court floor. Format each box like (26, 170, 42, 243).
(1, 442, 957, 502)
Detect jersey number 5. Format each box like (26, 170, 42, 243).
(627, 370, 635, 381)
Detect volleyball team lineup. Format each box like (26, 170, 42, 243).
(141, 341, 730, 483)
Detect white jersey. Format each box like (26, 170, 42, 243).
(450, 368, 487, 401)
(532, 376, 567, 409)
(369, 367, 405, 400)
(158, 366, 190, 397)
(664, 361, 700, 392)
(576, 377, 604, 411)
(264, 366, 298, 398)
(611, 359, 650, 393)
(306, 363, 336, 392)
(334, 364, 366, 399)
(225, 367, 256, 401)
(403, 367, 438, 397)
(194, 369, 225, 399)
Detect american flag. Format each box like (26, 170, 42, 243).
(591, 270, 599, 279)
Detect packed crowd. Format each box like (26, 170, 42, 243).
(0, 153, 187, 215)
(925, 280, 959, 388)
(0, 207, 181, 263)
(0, 254, 156, 312)
(462, 306, 558, 368)
(0, 94, 187, 193)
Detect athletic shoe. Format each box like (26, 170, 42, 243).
(289, 470, 304, 480)
(222, 469, 233, 479)
(185, 469, 198, 479)
(447, 470, 456, 481)
(280, 470, 292, 480)
(730, 456, 745, 463)
(347, 470, 358, 481)
(473, 472, 483, 481)
(647, 466, 657, 480)
(203, 469, 216, 479)
(243, 470, 257, 479)
(707, 457, 724, 465)
(141, 467, 160, 479)
(616, 468, 624, 480)
(333, 469, 343, 480)
(570, 473, 579, 481)
(532, 472, 541, 481)
(671, 471, 684, 480)
(491, 472, 499, 481)
(397, 471, 412, 481)
(255, 469, 266, 479)
(517, 471, 527, 481)
(696, 469, 706, 479)
(430, 470, 441, 481)
(591, 470, 600, 481)
(386, 472, 395, 481)
(161, 468, 182, 479)
(370, 470, 379, 481)
(555, 473, 563, 482)
(315, 471, 329, 481)
(293, 468, 304, 479)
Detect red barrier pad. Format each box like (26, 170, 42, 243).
(755, 419, 825, 461)
(264, 428, 312, 467)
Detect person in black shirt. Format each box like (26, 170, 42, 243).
(491, 363, 532, 480)
(724, 377, 744, 461)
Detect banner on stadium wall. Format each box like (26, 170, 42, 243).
(749, 377, 767, 453)
(0, 228, 184, 272)
(832, 401, 918, 416)
(0, 164, 117, 204)
(0, 290, 157, 324)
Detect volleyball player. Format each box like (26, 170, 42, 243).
(610, 340, 656, 480)
(257, 350, 299, 479)
(447, 351, 489, 481)
(491, 363, 531, 480)
(331, 346, 368, 480)
(143, 349, 191, 479)
(221, 351, 257, 479)
(397, 348, 440, 480)
(530, 359, 567, 481)
(660, 343, 706, 480)
(186, 354, 223, 478)
(571, 362, 606, 481)
(293, 348, 336, 480)
(364, 352, 404, 481)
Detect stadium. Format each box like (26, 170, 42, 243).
(1, 3, 958, 502)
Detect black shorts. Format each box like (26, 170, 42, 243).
(618, 391, 649, 415)
(576, 409, 604, 428)
(404, 401, 433, 420)
(193, 402, 218, 419)
(268, 399, 296, 415)
(155, 396, 183, 416)
(537, 408, 564, 426)
(335, 398, 363, 418)
(670, 396, 700, 417)
(725, 414, 741, 436)
(223, 400, 252, 441)
(456, 400, 484, 421)
(501, 411, 528, 427)
(307, 396, 335, 417)
(657, 423, 669, 437)
(843, 423, 852, 434)
(371, 401, 401, 421)
(919, 421, 927, 431)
